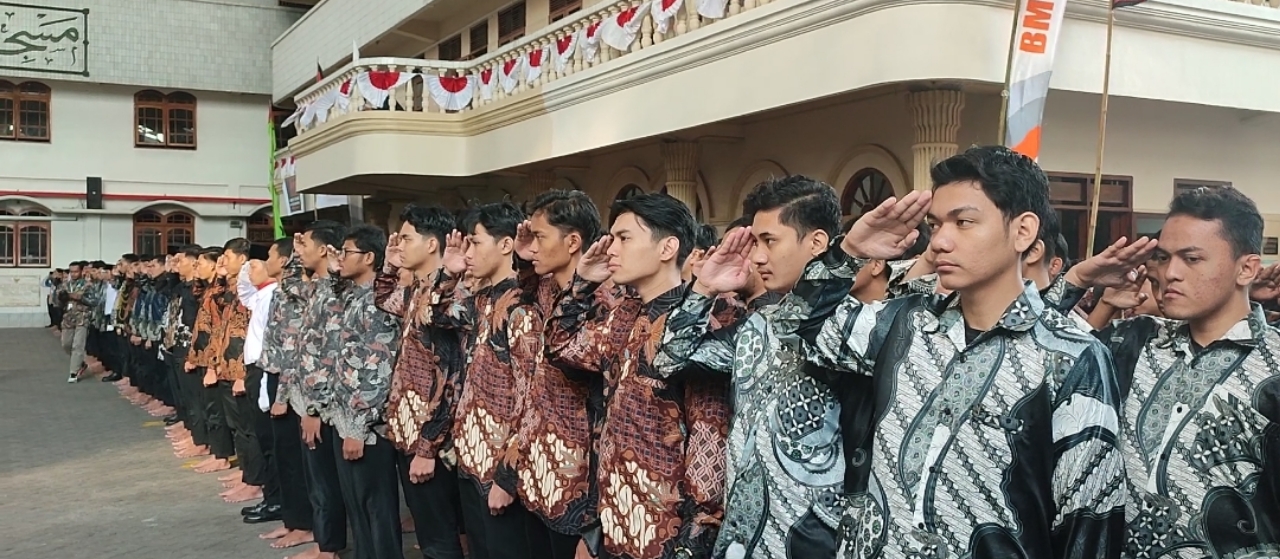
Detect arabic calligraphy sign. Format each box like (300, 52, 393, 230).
(0, 2, 88, 76)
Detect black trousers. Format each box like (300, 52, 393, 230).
(204, 379, 235, 459)
(275, 407, 314, 531)
(47, 303, 58, 327)
(334, 435, 402, 559)
(397, 452, 465, 559)
(243, 366, 279, 506)
(458, 478, 543, 559)
(219, 378, 263, 485)
(85, 327, 100, 358)
(302, 422, 348, 553)
(544, 528, 580, 559)
(163, 352, 188, 424)
(152, 349, 176, 407)
(179, 361, 210, 447)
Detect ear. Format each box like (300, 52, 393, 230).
(1238, 254, 1263, 288)
(807, 229, 831, 257)
(424, 236, 440, 256)
(1011, 212, 1040, 254)
(565, 231, 583, 255)
(1024, 239, 1046, 266)
(499, 235, 515, 255)
(659, 236, 681, 263)
(871, 259, 886, 277)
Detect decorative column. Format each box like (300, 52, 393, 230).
(525, 170, 558, 196)
(906, 88, 966, 191)
(661, 140, 700, 213)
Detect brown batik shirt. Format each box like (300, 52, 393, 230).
(432, 271, 540, 498)
(189, 280, 224, 369)
(213, 283, 249, 382)
(375, 264, 465, 462)
(546, 276, 734, 559)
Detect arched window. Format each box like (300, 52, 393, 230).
(247, 208, 308, 246)
(614, 184, 644, 201)
(841, 168, 894, 218)
(0, 202, 51, 267)
(134, 210, 195, 255)
(0, 81, 51, 142)
(135, 90, 197, 148)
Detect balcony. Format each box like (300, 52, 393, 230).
(282, 0, 1280, 192)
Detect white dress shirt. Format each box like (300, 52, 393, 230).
(237, 266, 278, 412)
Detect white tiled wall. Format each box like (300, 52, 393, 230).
(2, 0, 302, 95)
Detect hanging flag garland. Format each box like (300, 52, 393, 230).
(280, 106, 302, 128)
(697, 0, 729, 19)
(477, 68, 496, 101)
(499, 57, 524, 94)
(425, 74, 477, 112)
(300, 79, 352, 128)
(651, 0, 684, 34)
(599, 1, 650, 51)
(355, 70, 414, 109)
(583, 22, 602, 63)
(526, 45, 551, 84)
(554, 31, 579, 74)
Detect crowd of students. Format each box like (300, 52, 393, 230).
(50, 144, 1280, 559)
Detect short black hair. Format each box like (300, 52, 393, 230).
(248, 244, 270, 260)
(401, 204, 456, 255)
(198, 248, 222, 262)
(1168, 186, 1263, 257)
(742, 175, 841, 239)
(223, 238, 251, 256)
(180, 244, 203, 258)
(271, 238, 294, 259)
(344, 224, 387, 270)
(1037, 208, 1062, 264)
(304, 220, 347, 249)
(610, 193, 697, 266)
(693, 224, 718, 251)
(726, 215, 753, 232)
(121, 254, 140, 263)
(931, 145, 1054, 254)
(464, 201, 524, 240)
(529, 189, 603, 244)
(901, 222, 932, 260)
(143, 254, 163, 263)
(69, 261, 85, 270)
(1051, 233, 1069, 263)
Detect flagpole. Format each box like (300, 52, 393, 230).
(1085, 5, 1116, 258)
(996, 0, 1025, 146)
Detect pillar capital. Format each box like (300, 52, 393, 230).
(661, 140, 700, 214)
(525, 170, 558, 194)
(906, 89, 966, 191)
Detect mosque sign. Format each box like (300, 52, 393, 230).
(0, 3, 89, 76)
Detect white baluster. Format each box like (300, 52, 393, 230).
(744, 0, 758, 9)
(729, 0, 741, 15)
(684, 0, 700, 31)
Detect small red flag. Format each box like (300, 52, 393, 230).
(315, 60, 324, 84)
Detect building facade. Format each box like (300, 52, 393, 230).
(273, 0, 1280, 264)
(0, 0, 304, 327)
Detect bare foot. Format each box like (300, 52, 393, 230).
(284, 543, 322, 558)
(195, 458, 231, 473)
(219, 481, 246, 497)
(218, 471, 241, 482)
(259, 526, 291, 540)
(224, 485, 262, 503)
(176, 445, 209, 458)
(272, 530, 315, 549)
(401, 516, 415, 533)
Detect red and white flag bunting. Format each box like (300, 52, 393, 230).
(599, 1, 650, 51)
(355, 70, 414, 109)
(477, 68, 496, 101)
(499, 57, 524, 94)
(425, 74, 477, 112)
(526, 45, 552, 84)
(583, 22, 602, 63)
(651, 0, 684, 34)
(300, 79, 352, 128)
(280, 106, 302, 128)
(554, 31, 579, 74)
(697, 0, 729, 19)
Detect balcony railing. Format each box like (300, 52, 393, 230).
(289, 0, 775, 132)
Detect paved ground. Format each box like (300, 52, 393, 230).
(0, 328, 300, 559)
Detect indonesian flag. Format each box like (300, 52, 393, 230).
(425, 74, 476, 112)
(499, 57, 523, 94)
(280, 106, 302, 128)
(477, 68, 496, 101)
(582, 22, 602, 63)
(300, 79, 352, 128)
(599, 1, 650, 52)
(526, 45, 551, 84)
(1112, 0, 1146, 6)
(355, 70, 414, 109)
(651, 0, 684, 34)
(697, 0, 729, 19)
(554, 31, 579, 74)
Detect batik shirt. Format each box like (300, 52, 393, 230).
(887, 259, 939, 298)
(376, 265, 466, 462)
(513, 274, 615, 536)
(782, 248, 1127, 559)
(113, 277, 138, 335)
(59, 277, 93, 329)
(546, 277, 732, 559)
(190, 280, 224, 369)
(276, 269, 345, 419)
(431, 272, 539, 497)
(86, 280, 109, 330)
(328, 281, 401, 444)
(163, 281, 199, 358)
(212, 281, 250, 382)
(259, 257, 306, 382)
(130, 277, 166, 342)
(1094, 304, 1280, 559)
(654, 289, 844, 559)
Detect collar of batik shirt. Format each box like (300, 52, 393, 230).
(920, 280, 1046, 349)
(1158, 303, 1269, 354)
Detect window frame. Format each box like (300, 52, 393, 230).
(469, 21, 490, 59)
(133, 210, 196, 254)
(0, 205, 52, 268)
(549, 0, 582, 22)
(497, 2, 527, 46)
(438, 34, 464, 61)
(134, 90, 198, 149)
(0, 80, 52, 142)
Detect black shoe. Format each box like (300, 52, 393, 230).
(163, 415, 181, 426)
(243, 505, 282, 524)
(240, 501, 268, 516)
(101, 373, 122, 382)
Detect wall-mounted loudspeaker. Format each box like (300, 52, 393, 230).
(86, 177, 103, 210)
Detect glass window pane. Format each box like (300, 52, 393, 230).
(0, 98, 13, 138)
(0, 225, 13, 266)
(168, 108, 195, 146)
(166, 228, 192, 250)
(18, 99, 48, 140)
(136, 228, 161, 255)
(18, 225, 48, 266)
(137, 107, 164, 144)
